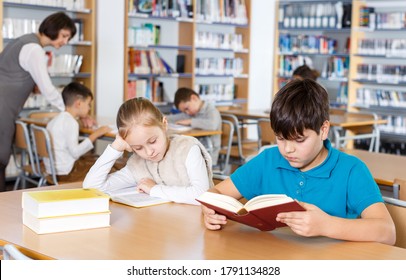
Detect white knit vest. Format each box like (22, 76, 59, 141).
(126, 135, 213, 187)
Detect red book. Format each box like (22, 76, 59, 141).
(197, 192, 305, 231)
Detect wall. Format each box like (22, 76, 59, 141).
(96, 0, 125, 118)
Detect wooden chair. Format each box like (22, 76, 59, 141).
(2, 244, 33, 260)
(12, 120, 41, 190)
(383, 196, 406, 249)
(30, 124, 59, 186)
(257, 118, 276, 148)
(332, 111, 381, 152)
(215, 120, 234, 176)
(220, 113, 258, 165)
(392, 178, 406, 201)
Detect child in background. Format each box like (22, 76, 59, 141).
(83, 97, 213, 205)
(292, 64, 320, 81)
(201, 79, 395, 245)
(46, 82, 112, 182)
(166, 88, 221, 166)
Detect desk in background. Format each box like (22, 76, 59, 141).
(343, 149, 406, 186)
(19, 116, 221, 139)
(1, 183, 406, 260)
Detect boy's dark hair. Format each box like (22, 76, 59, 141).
(62, 82, 93, 106)
(270, 79, 329, 140)
(292, 65, 320, 81)
(39, 12, 76, 40)
(174, 87, 199, 108)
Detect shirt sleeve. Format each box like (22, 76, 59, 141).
(82, 145, 137, 193)
(166, 113, 189, 123)
(64, 118, 94, 159)
(19, 43, 65, 111)
(191, 108, 221, 130)
(149, 145, 210, 205)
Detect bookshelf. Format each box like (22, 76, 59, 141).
(274, 0, 352, 108)
(349, 0, 406, 152)
(124, 0, 251, 108)
(0, 0, 96, 114)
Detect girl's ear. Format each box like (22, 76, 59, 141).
(162, 116, 168, 130)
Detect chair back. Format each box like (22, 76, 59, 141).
(383, 196, 406, 249)
(220, 113, 258, 162)
(257, 118, 276, 148)
(2, 244, 33, 260)
(332, 111, 380, 152)
(216, 120, 234, 175)
(30, 124, 58, 186)
(12, 121, 40, 190)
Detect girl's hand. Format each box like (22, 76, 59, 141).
(137, 178, 157, 194)
(111, 134, 132, 152)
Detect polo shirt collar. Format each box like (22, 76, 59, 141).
(275, 139, 339, 178)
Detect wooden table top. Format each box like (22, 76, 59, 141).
(1, 184, 406, 260)
(343, 149, 406, 186)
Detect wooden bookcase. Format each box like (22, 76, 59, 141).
(124, 0, 251, 109)
(273, 0, 352, 108)
(0, 0, 96, 114)
(349, 0, 406, 149)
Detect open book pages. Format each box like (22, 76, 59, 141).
(107, 187, 171, 208)
(197, 192, 293, 213)
(168, 123, 192, 132)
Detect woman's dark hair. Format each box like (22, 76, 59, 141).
(292, 65, 320, 81)
(270, 79, 329, 140)
(39, 12, 76, 40)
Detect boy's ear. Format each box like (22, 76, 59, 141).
(320, 120, 330, 140)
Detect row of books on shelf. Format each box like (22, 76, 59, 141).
(279, 34, 347, 55)
(357, 38, 406, 57)
(128, 23, 160, 46)
(195, 31, 244, 51)
(359, 7, 406, 30)
(278, 1, 352, 29)
(356, 64, 406, 83)
(194, 0, 248, 25)
(379, 116, 406, 135)
(129, 0, 193, 19)
(278, 55, 348, 80)
(128, 0, 248, 25)
(3, 18, 85, 43)
(355, 88, 406, 108)
(194, 83, 235, 103)
(127, 79, 164, 102)
(5, 0, 86, 10)
(45, 52, 83, 75)
(128, 48, 174, 75)
(195, 57, 243, 76)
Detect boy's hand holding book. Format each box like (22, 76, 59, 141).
(198, 192, 305, 231)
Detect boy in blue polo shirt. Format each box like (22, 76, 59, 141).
(201, 79, 395, 245)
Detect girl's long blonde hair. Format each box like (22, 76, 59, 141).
(116, 98, 165, 139)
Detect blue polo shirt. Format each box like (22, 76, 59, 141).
(231, 139, 383, 218)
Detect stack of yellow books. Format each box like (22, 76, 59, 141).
(22, 188, 110, 234)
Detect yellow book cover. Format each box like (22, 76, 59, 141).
(22, 188, 110, 218)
